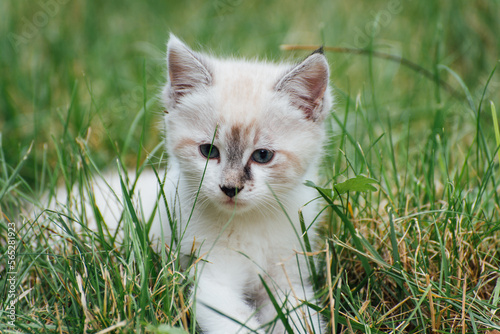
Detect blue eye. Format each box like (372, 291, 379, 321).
(199, 144, 220, 159)
(252, 149, 274, 164)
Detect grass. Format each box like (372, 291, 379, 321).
(1, 0, 500, 332)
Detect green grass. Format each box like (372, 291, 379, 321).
(1, 0, 500, 333)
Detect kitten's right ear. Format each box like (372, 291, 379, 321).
(166, 34, 212, 102)
(275, 50, 330, 122)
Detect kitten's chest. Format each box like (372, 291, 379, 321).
(220, 218, 297, 265)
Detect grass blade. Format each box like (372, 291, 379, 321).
(258, 275, 294, 333)
(0, 139, 32, 202)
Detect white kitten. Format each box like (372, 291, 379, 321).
(154, 35, 332, 333)
(40, 34, 332, 334)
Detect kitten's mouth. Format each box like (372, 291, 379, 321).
(220, 196, 247, 210)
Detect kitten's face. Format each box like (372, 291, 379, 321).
(163, 35, 332, 213)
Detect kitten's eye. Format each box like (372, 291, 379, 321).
(199, 144, 220, 159)
(251, 149, 274, 164)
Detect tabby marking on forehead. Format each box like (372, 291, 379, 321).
(225, 125, 245, 162)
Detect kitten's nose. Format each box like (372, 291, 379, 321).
(220, 185, 243, 198)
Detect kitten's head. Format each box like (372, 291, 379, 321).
(162, 34, 332, 213)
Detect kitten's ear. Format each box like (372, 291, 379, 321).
(275, 49, 330, 121)
(166, 34, 212, 102)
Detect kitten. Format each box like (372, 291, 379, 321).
(153, 35, 332, 333)
(41, 34, 333, 333)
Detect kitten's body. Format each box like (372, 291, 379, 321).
(155, 35, 331, 333)
(44, 35, 332, 333)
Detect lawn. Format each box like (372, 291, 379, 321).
(1, 0, 499, 333)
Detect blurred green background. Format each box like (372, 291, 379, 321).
(1, 0, 499, 186)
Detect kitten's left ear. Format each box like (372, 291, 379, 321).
(275, 49, 331, 122)
(165, 34, 212, 105)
